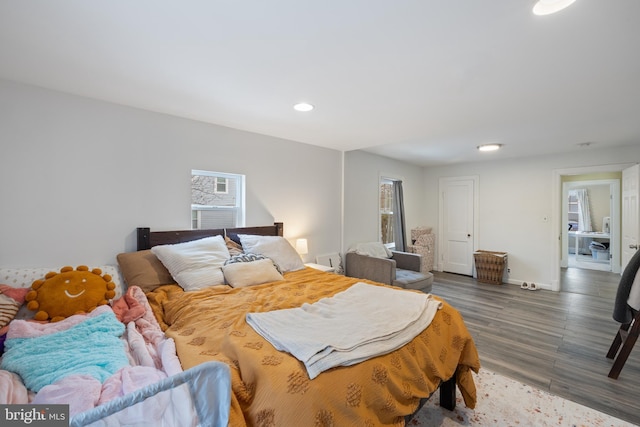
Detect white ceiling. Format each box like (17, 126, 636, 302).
(1, 1, 639, 166)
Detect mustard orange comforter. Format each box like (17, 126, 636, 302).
(147, 268, 480, 426)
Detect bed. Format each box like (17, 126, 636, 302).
(133, 223, 480, 426)
(0, 222, 479, 426)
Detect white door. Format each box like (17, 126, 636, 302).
(621, 164, 640, 272)
(440, 177, 476, 275)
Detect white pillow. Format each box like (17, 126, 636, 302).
(238, 235, 305, 272)
(353, 242, 392, 258)
(151, 235, 229, 291)
(222, 258, 284, 288)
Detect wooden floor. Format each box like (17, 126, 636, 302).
(431, 268, 640, 426)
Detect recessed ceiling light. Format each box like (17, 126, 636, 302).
(532, 0, 577, 16)
(293, 102, 314, 112)
(477, 144, 502, 152)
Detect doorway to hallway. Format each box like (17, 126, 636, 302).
(551, 163, 633, 292)
(561, 179, 619, 274)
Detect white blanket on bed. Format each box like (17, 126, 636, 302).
(246, 282, 442, 379)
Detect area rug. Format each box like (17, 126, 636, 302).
(409, 369, 636, 426)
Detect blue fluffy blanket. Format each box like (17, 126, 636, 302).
(0, 310, 129, 392)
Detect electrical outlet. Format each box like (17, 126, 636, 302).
(507, 268, 511, 273)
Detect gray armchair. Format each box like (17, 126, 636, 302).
(345, 250, 433, 293)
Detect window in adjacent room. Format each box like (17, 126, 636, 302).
(191, 170, 245, 229)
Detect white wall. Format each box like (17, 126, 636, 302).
(0, 80, 342, 267)
(423, 147, 640, 287)
(3, 78, 638, 289)
(343, 150, 425, 252)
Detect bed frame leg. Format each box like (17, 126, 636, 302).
(439, 373, 456, 410)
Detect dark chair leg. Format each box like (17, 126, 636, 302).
(607, 310, 640, 379)
(606, 322, 630, 360)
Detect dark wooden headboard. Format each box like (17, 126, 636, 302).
(136, 222, 284, 250)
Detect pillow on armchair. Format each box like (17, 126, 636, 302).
(352, 242, 392, 259)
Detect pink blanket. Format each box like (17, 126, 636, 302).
(0, 286, 182, 417)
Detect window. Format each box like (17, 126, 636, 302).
(191, 170, 245, 229)
(380, 177, 406, 251)
(567, 191, 579, 231)
(380, 178, 394, 246)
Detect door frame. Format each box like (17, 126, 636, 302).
(551, 163, 633, 291)
(621, 164, 640, 271)
(438, 175, 479, 274)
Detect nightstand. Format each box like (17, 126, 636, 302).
(305, 263, 335, 273)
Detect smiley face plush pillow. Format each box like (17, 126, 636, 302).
(25, 266, 116, 322)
